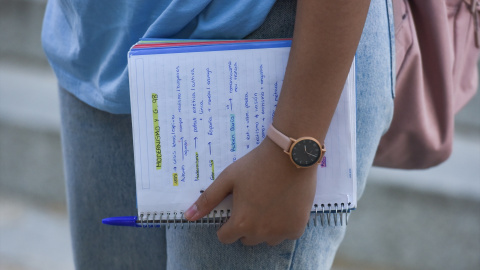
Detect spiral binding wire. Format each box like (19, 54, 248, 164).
(307, 202, 351, 227)
(139, 203, 351, 228)
(138, 210, 230, 229)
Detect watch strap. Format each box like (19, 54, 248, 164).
(266, 124, 292, 152)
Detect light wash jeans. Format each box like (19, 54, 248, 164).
(58, 0, 394, 269)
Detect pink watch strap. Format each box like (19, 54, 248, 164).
(266, 124, 292, 152)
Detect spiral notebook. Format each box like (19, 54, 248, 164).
(126, 39, 357, 227)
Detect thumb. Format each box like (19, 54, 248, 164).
(184, 171, 233, 221)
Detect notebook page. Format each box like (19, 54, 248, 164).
(128, 44, 356, 217)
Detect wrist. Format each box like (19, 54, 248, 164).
(265, 124, 326, 169)
(261, 135, 319, 173)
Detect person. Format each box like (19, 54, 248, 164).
(42, 0, 395, 269)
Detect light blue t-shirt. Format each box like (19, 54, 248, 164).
(42, 0, 276, 114)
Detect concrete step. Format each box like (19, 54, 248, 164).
(0, 193, 73, 270)
(0, 0, 49, 66)
(0, 56, 64, 205)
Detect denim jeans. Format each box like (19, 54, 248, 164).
(59, 0, 394, 269)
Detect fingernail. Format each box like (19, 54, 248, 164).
(184, 204, 198, 220)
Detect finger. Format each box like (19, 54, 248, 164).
(240, 236, 263, 246)
(184, 172, 233, 221)
(216, 216, 243, 244)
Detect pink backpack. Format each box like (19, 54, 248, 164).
(373, 0, 480, 169)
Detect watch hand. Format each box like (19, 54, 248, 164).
(306, 152, 318, 157)
(304, 146, 312, 155)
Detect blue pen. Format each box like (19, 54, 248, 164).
(103, 216, 181, 228)
(102, 216, 140, 227)
(102, 215, 217, 228)
(103, 214, 229, 228)
(103, 216, 187, 228)
(102, 216, 182, 227)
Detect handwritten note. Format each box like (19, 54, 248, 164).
(128, 42, 356, 216)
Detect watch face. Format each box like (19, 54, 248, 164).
(291, 139, 322, 167)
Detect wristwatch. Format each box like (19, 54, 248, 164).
(266, 124, 326, 168)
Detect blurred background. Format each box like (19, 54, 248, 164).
(0, 0, 479, 269)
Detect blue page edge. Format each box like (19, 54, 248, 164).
(129, 40, 292, 56)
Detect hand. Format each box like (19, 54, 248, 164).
(184, 137, 318, 246)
